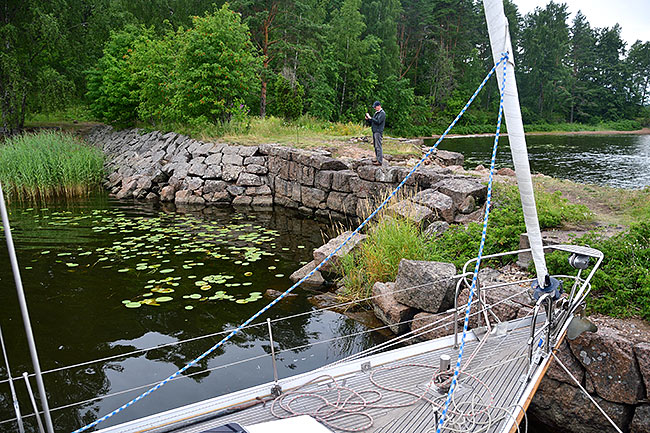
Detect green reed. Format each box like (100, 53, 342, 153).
(0, 131, 105, 202)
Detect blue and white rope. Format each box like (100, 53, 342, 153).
(435, 53, 509, 433)
(72, 55, 508, 433)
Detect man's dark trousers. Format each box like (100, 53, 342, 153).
(370, 109, 386, 164)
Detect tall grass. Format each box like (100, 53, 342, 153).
(0, 131, 105, 202)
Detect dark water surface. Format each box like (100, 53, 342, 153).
(430, 134, 650, 189)
(0, 196, 386, 432)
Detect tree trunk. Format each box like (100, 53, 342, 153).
(260, 79, 267, 119)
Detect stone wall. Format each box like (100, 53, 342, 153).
(530, 316, 650, 433)
(86, 126, 481, 221)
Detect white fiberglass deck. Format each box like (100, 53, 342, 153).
(98, 315, 543, 433)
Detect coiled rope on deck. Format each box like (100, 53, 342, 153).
(72, 54, 508, 433)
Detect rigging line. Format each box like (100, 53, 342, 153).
(0, 323, 25, 433)
(335, 285, 531, 366)
(436, 52, 508, 433)
(0, 351, 269, 427)
(1, 288, 532, 427)
(72, 55, 507, 433)
(0, 277, 530, 394)
(551, 352, 623, 433)
(0, 275, 468, 386)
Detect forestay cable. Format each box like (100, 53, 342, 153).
(435, 53, 508, 433)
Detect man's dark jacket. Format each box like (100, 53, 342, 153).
(370, 109, 386, 133)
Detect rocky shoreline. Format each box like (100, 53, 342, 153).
(85, 125, 649, 433)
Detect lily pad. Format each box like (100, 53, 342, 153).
(185, 306, 194, 310)
(125, 302, 142, 309)
(159, 269, 174, 274)
(155, 296, 173, 302)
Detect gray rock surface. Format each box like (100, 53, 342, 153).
(312, 231, 367, 273)
(388, 200, 437, 226)
(530, 378, 634, 433)
(289, 260, 325, 289)
(410, 311, 458, 341)
(569, 324, 644, 404)
(393, 260, 457, 312)
(412, 189, 455, 223)
(434, 178, 487, 207)
(372, 282, 416, 334)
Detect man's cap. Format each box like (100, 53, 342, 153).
(372, 101, 381, 107)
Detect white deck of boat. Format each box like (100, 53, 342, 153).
(100, 315, 542, 433)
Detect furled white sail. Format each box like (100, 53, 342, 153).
(482, 0, 549, 287)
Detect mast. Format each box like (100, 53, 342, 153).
(482, 0, 549, 288)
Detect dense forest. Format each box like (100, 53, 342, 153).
(1, 0, 649, 135)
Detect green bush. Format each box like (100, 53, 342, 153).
(87, 5, 261, 127)
(274, 75, 304, 120)
(130, 33, 179, 125)
(545, 223, 650, 320)
(86, 25, 154, 127)
(0, 131, 105, 201)
(173, 6, 261, 123)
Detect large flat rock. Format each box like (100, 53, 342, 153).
(393, 260, 457, 313)
(412, 189, 455, 223)
(433, 178, 487, 207)
(313, 231, 367, 273)
(388, 200, 437, 226)
(289, 260, 325, 289)
(410, 311, 457, 342)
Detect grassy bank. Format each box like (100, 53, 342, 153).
(0, 131, 105, 202)
(338, 183, 592, 302)
(338, 179, 649, 321)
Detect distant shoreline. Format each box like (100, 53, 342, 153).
(425, 127, 650, 139)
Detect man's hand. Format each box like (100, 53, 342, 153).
(365, 113, 371, 119)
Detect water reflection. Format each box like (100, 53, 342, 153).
(0, 196, 383, 432)
(430, 134, 650, 189)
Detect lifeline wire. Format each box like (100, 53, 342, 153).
(551, 352, 623, 433)
(72, 55, 508, 433)
(436, 52, 508, 433)
(0, 282, 532, 428)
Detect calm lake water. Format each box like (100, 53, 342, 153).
(0, 196, 385, 432)
(431, 134, 650, 189)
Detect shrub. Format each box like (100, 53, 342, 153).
(0, 131, 105, 201)
(87, 5, 261, 127)
(86, 25, 154, 126)
(545, 223, 650, 321)
(172, 5, 261, 123)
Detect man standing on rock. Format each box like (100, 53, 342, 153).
(366, 101, 385, 166)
